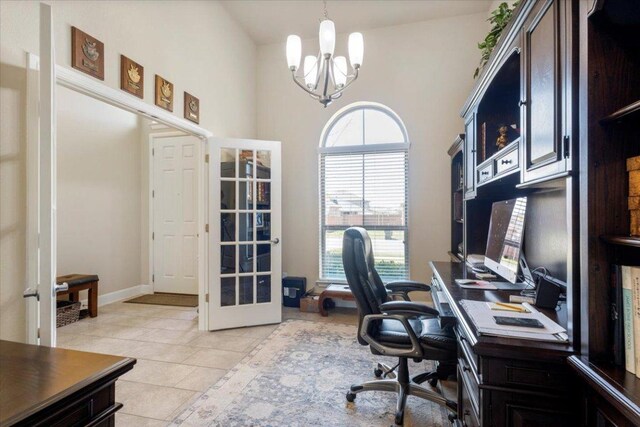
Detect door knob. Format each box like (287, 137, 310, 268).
(23, 287, 39, 300)
(270, 238, 280, 245)
(55, 282, 69, 293)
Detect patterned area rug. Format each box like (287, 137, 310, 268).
(171, 320, 450, 426)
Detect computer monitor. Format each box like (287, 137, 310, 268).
(485, 197, 527, 284)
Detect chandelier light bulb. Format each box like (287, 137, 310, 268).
(348, 32, 364, 68)
(286, 35, 302, 70)
(303, 55, 318, 88)
(333, 56, 347, 87)
(319, 19, 336, 57)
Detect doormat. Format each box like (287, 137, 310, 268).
(124, 292, 198, 307)
(171, 320, 450, 426)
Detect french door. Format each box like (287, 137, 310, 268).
(208, 138, 282, 330)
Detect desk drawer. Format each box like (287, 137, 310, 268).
(494, 145, 519, 176)
(477, 163, 493, 185)
(482, 358, 570, 393)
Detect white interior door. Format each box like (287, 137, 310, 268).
(208, 138, 282, 330)
(24, 3, 57, 346)
(153, 135, 200, 295)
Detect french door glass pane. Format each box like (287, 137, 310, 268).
(239, 244, 254, 273)
(241, 150, 254, 177)
(221, 213, 235, 242)
(221, 277, 236, 306)
(239, 276, 253, 305)
(239, 213, 253, 241)
(257, 182, 270, 209)
(257, 243, 270, 272)
(257, 213, 270, 241)
(239, 181, 252, 209)
(221, 181, 236, 209)
(257, 150, 271, 179)
(257, 275, 271, 303)
(221, 148, 236, 177)
(221, 244, 235, 274)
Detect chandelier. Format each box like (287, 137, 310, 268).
(285, 2, 364, 107)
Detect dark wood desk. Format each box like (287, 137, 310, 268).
(429, 261, 576, 427)
(0, 340, 135, 426)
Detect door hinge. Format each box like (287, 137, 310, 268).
(152, 274, 155, 282)
(205, 154, 209, 163)
(563, 135, 570, 158)
(152, 190, 155, 198)
(205, 293, 209, 303)
(152, 148, 155, 156)
(205, 224, 209, 232)
(152, 232, 155, 240)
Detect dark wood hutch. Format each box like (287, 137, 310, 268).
(446, 0, 640, 425)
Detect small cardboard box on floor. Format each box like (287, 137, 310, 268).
(299, 295, 321, 313)
(629, 155, 640, 236)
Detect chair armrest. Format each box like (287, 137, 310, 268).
(360, 312, 424, 359)
(386, 280, 431, 293)
(379, 301, 440, 318)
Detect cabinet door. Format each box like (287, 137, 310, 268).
(521, 0, 569, 184)
(464, 112, 476, 199)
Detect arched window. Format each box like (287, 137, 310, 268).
(319, 102, 409, 281)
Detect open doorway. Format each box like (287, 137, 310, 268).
(55, 84, 204, 333)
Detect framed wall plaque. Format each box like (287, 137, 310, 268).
(184, 92, 200, 124)
(120, 55, 144, 98)
(155, 75, 174, 112)
(71, 27, 104, 80)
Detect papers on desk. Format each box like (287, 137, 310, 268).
(459, 299, 569, 343)
(455, 279, 497, 290)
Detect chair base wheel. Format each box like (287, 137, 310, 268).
(346, 391, 356, 402)
(374, 368, 384, 378)
(429, 378, 438, 387)
(394, 413, 404, 425)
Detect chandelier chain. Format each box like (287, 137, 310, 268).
(323, 0, 329, 20)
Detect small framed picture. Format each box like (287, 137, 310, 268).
(71, 27, 104, 80)
(155, 75, 174, 112)
(120, 55, 144, 98)
(184, 92, 200, 124)
(256, 213, 264, 229)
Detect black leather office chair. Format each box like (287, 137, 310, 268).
(342, 227, 457, 425)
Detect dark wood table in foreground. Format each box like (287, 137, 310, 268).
(0, 340, 136, 426)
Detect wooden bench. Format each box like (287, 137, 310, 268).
(56, 274, 99, 318)
(318, 284, 354, 317)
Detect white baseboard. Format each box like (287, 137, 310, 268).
(79, 284, 153, 308)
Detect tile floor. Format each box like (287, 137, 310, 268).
(57, 301, 358, 426)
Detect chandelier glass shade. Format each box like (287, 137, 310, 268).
(286, 19, 363, 107)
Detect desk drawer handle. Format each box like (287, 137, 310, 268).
(501, 159, 513, 165)
(463, 366, 471, 373)
(481, 171, 490, 175)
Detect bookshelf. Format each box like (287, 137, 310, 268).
(574, 0, 640, 424)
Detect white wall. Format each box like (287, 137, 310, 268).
(256, 13, 488, 287)
(56, 85, 143, 297)
(0, 0, 257, 342)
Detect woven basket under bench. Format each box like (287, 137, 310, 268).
(56, 300, 81, 327)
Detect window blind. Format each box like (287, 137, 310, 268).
(320, 150, 409, 281)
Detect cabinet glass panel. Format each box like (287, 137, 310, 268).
(221, 244, 236, 274)
(239, 213, 253, 241)
(256, 213, 270, 241)
(239, 244, 254, 273)
(239, 276, 253, 305)
(257, 275, 271, 303)
(221, 181, 235, 210)
(257, 244, 271, 272)
(257, 182, 270, 210)
(221, 277, 236, 306)
(257, 150, 271, 179)
(221, 148, 236, 178)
